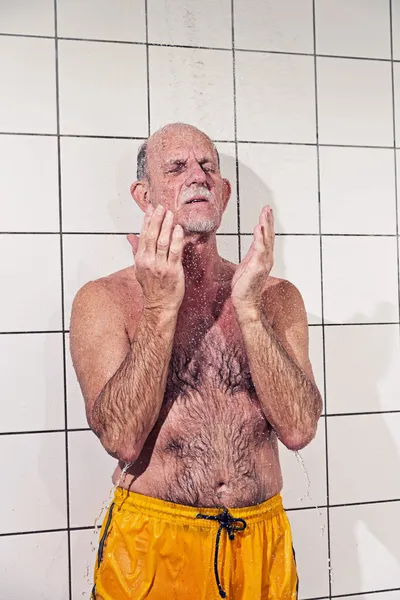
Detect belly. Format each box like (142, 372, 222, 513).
(113, 392, 283, 508)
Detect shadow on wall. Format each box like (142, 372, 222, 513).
(324, 302, 400, 595)
(38, 152, 400, 597)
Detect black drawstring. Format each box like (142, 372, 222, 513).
(196, 508, 247, 598)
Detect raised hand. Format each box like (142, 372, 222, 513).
(231, 205, 274, 313)
(127, 204, 185, 313)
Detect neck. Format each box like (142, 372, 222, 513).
(181, 234, 226, 307)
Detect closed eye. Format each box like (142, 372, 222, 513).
(168, 161, 186, 173)
(200, 162, 216, 173)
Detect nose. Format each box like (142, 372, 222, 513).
(185, 161, 207, 186)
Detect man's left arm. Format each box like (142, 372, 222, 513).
(231, 205, 322, 450)
(235, 281, 323, 451)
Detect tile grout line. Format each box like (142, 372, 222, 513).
(332, 587, 400, 598)
(389, 1, 400, 352)
(2, 409, 400, 436)
(5, 127, 400, 153)
(312, 3, 332, 599)
(144, 0, 151, 137)
(230, 0, 241, 262)
(2, 321, 400, 336)
(3, 495, 400, 535)
(53, 2, 72, 599)
(1, 29, 400, 63)
(0, 231, 399, 237)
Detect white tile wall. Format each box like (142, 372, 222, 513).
(289, 508, 330, 599)
(234, 0, 314, 54)
(0, 532, 69, 600)
(149, 46, 235, 139)
(0, 134, 60, 232)
(0, 0, 55, 36)
(315, 0, 391, 59)
(392, 0, 400, 60)
(317, 57, 393, 147)
(0, 333, 65, 432)
(70, 528, 99, 600)
(238, 143, 319, 234)
(340, 593, 399, 600)
(328, 414, 400, 505)
(0, 433, 67, 534)
(56, 0, 146, 42)
(214, 142, 238, 234)
(61, 137, 144, 233)
(325, 325, 400, 414)
(147, 0, 232, 49)
(330, 502, 400, 596)
(58, 40, 148, 136)
(68, 431, 117, 528)
(235, 52, 316, 143)
(322, 237, 399, 324)
(320, 146, 397, 235)
(0, 36, 57, 134)
(1, 0, 400, 598)
(0, 235, 62, 332)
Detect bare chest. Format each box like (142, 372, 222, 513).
(144, 312, 273, 503)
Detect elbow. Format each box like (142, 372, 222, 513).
(283, 391, 323, 450)
(282, 432, 315, 451)
(280, 423, 319, 451)
(111, 446, 140, 464)
(88, 414, 141, 464)
(98, 433, 141, 464)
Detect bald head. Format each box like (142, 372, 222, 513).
(131, 121, 231, 235)
(136, 123, 220, 181)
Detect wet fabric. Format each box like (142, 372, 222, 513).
(91, 486, 298, 600)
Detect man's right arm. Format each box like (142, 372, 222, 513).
(70, 283, 178, 464)
(70, 203, 185, 463)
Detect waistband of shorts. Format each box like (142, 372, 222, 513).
(112, 487, 284, 526)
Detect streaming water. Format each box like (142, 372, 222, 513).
(294, 451, 334, 583)
(293, 450, 325, 534)
(82, 461, 134, 595)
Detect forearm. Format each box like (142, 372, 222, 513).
(91, 307, 178, 462)
(237, 310, 322, 450)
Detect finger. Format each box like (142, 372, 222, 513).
(135, 203, 154, 255)
(168, 224, 184, 265)
(253, 224, 265, 252)
(143, 204, 166, 255)
(260, 207, 274, 249)
(140, 203, 154, 236)
(126, 234, 139, 256)
(155, 210, 174, 260)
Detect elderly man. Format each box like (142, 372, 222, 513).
(70, 122, 322, 600)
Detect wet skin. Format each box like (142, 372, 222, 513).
(70, 124, 320, 510)
(109, 265, 284, 508)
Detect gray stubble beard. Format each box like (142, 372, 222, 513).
(183, 217, 219, 234)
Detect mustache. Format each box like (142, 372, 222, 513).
(181, 186, 213, 204)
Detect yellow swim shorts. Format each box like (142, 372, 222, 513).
(91, 487, 298, 600)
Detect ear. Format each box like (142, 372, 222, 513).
(130, 180, 150, 212)
(221, 178, 232, 212)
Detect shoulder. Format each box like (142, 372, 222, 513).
(262, 277, 305, 321)
(70, 266, 143, 329)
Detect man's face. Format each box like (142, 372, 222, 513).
(145, 127, 231, 234)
